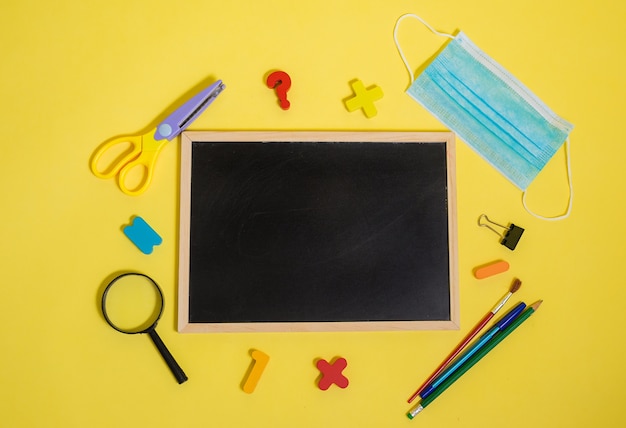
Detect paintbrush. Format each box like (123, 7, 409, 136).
(407, 278, 522, 403)
(408, 300, 542, 418)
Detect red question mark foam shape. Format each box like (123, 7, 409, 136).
(266, 71, 291, 110)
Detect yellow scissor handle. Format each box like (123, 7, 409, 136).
(116, 135, 168, 196)
(90, 134, 143, 179)
(90, 131, 168, 196)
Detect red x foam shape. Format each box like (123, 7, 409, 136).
(316, 357, 349, 390)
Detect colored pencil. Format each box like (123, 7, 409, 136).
(419, 301, 526, 400)
(407, 279, 522, 403)
(407, 300, 542, 419)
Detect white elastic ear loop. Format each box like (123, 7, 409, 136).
(522, 138, 573, 221)
(393, 13, 454, 83)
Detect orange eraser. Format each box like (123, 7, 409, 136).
(473, 260, 510, 279)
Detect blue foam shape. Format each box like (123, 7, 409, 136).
(123, 216, 163, 255)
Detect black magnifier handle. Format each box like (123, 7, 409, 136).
(147, 329, 188, 384)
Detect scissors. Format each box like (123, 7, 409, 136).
(90, 80, 225, 196)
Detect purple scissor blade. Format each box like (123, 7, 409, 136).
(154, 80, 225, 141)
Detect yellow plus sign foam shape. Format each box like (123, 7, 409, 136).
(344, 79, 384, 118)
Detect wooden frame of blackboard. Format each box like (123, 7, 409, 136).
(178, 131, 458, 333)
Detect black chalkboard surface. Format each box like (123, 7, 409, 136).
(178, 132, 458, 332)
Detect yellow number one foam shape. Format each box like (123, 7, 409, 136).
(242, 350, 270, 393)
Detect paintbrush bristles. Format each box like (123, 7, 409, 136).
(490, 279, 521, 314)
(510, 278, 522, 294)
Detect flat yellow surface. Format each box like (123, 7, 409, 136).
(0, 1, 624, 427)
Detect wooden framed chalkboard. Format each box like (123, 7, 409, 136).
(178, 131, 458, 332)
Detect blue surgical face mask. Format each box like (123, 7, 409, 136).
(394, 14, 574, 220)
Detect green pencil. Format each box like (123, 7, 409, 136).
(407, 300, 542, 419)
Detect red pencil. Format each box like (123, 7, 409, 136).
(407, 278, 522, 403)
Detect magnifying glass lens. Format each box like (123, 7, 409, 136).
(103, 274, 162, 333)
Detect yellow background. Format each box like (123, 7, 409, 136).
(0, 1, 624, 427)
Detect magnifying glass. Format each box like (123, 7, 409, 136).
(101, 272, 188, 384)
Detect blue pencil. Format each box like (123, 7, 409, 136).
(419, 301, 526, 400)
(408, 301, 543, 419)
